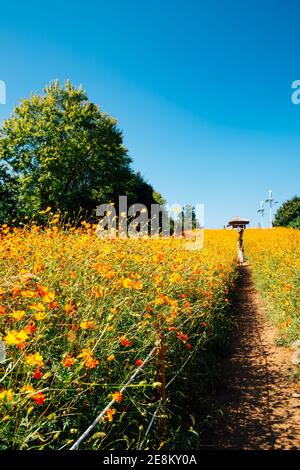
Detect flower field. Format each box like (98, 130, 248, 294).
(0, 223, 238, 450)
(244, 228, 300, 344)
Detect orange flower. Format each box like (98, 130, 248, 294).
(105, 408, 116, 422)
(24, 323, 36, 334)
(93, 288, 104, 298)
(11, 286, 21, 297)
(112, 391, 123, 402)
(135, 359, 143, 367)
(153, 274, 163, 285)
(64, 302, 76, 315)
(0, 305, 6, 315)
(62, 355, 76, 368)
(77, 349, 99, 369)
(32, 392, 46, 405)
(36, 285, 49, 297)
(119, 335, 132, 347)
(107, 354, 115, 362)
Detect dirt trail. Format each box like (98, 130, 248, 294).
(211, 264, 300, 450)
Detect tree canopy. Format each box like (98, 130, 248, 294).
(273, 196, 300, 229)
(0, 80, 162, 223)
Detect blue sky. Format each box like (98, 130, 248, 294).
(1, 0, 300, 227)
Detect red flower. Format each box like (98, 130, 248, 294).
(177, 331, 189, 342)
(119, 335, 132, 347)
(36, 285, 48, 297)
(146, 304, 151, 313)
(186, 343, 192, 350)
(0, 305, 6, 315)
(33, 369, 42, 380)
(62, 355, 76, 368)
(135, 359, 143, 367)
(49, 301, 60, 310)
(33, 392, 46, 405)
(25, 323, 36, 334)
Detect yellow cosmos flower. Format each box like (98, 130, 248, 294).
(4, 329, 29, 345)
(34, 311, 47, 321)
(80, 320, 96, 330)
(122, 278, 132, 288)
(169, 273, 183, 283)
(0, 389, 14, 402)
(30, 303, 45, 312)
(20, 385, 35, 394)
(25, 352, 44, 367)
(122, 278, 143, 290)
(64, 302, 76, 315)
(21, 290, 36, 299)
(43, 292, 55, 303)
(11, 310, 26, 320)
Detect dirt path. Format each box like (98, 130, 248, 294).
(211, 264, 300, 450)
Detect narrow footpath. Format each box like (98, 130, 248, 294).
(210, 264, 300, 450)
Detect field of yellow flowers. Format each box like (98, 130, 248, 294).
(0, 223, 238, 450)
(245, 228, 300, 344)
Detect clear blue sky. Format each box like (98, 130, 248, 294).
(1, 0, 300, 227)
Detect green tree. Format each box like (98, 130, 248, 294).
(0, 163, 18, 224)
(0, 80, 155, 222)
(273, 196, 300, 229)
